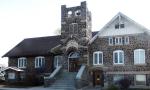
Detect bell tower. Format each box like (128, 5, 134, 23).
(61, 1, 92, 71)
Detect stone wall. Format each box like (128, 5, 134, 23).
(60, 1, 92, 70)
(89, 33, 150, 69)
(8, 55, 54, 84)
(89, 33, 150, 86)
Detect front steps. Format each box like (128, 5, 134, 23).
(48, 71, 77, 90)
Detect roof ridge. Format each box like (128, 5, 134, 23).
(24, 35, 61, 40)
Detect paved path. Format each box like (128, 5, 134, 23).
(0, 86, 53, 90)
(0, 85, 102, 90)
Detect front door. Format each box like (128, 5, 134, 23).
(69, 59, 78, 72)
(93, 70, 103, 86)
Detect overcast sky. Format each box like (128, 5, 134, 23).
(0, 0, 150, 66)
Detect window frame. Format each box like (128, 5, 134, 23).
(120, 23, 125, 28)
(115, 37, 122, 45)
(54, 55, 63, 68)
(124, 36, 129, 44)
(8, 72, 15, 79)
(134, 49, 145, 65)
(35, 56, 45, 68)
(113, 74, 124, 83)
(113, 50, 124, 65)
(93, 51, 103, 65)
(115, 23, 125, 29)
(115, 23, 119, 29)
(135, 75, 146, 86)
(18, 57, 27, 68)
(109, 37, 113, 45)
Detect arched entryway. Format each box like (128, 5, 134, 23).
(68, 52, 80, 72)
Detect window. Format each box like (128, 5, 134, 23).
(69, 23, 78, 34)
(135, 75, 146, 85)
(115, 37, 122, 45)
(134, 49, 145, 64)
(54, 56, 63, 68)
(8, 73, 15, 79)
(113, 74, 124, 83)
(67, 11, 72, 17)
(115, 23, 125, 29)
(20, 73, 25, 80)
(93, 51, 103, 65)
(120, 24, 125, 28)
(109, 36, 129, 46)
(18, 57, 27, 68)
(109, 37, 113, 45)
(115, 23, 119, 29)
(75, 10, 81, 16)
(113, 50, 124, 64)
(35, 56, 45, 68)
(124, 36, 129, 44)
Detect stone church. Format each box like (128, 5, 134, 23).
(3, 1, 150, 89)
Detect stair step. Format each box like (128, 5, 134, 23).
(49, 87, 76, 90)
(48, 72, 77, 90)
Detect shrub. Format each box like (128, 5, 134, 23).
(119, 78, 131, 90)
(107, 84, 119, 90)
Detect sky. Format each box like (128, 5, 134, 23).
(0, 0, 150, 66)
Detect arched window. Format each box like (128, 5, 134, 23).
(134, 49, 145, 64)
(35, 56, 45, 68)
(93, 51, 103, 65)
(113, 50, 124, 64)
(67, 11, 72, 17)
(18, 57, 27, 68)
(75, 10, 81, 16)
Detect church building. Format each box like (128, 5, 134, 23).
(3, 1, 150, 89)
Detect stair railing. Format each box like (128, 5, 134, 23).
(44, 65, 62, 87)
(75, 65, 89, 89)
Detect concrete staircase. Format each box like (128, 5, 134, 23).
(48, 71, 77, 90)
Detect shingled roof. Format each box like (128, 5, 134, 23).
(3, 35, 61, 57)
(3, 32, 98, 57)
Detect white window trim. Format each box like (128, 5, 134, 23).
(135, 75, 146, 86)
(35, 56, 45, 68)
(113, 50, 124, 65)
(8, 72, 15, 79)
(93, 51, 103, 65)
(115, 37, 122, 45)
(54, 56, 62, 68)
(124, 36, 129, 45)
(18, 57, 27, 68)
(134, 49, 145, 65)
(109, 37, 113, 45)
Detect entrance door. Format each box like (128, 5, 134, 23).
(93, 70, 103, 86)
(68, 52, 80, 72)
(69, 59, 78, 72)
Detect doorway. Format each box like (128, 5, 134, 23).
(69, 59, 78, 72)
(68, 52, 80, 72)
(93, 70, 104, 86)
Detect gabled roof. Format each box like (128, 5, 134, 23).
(3, 67, 24, 72)
(3, 35, 61, 57)
(89, 12, 150, 44)
(3, 32, 98, 58)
